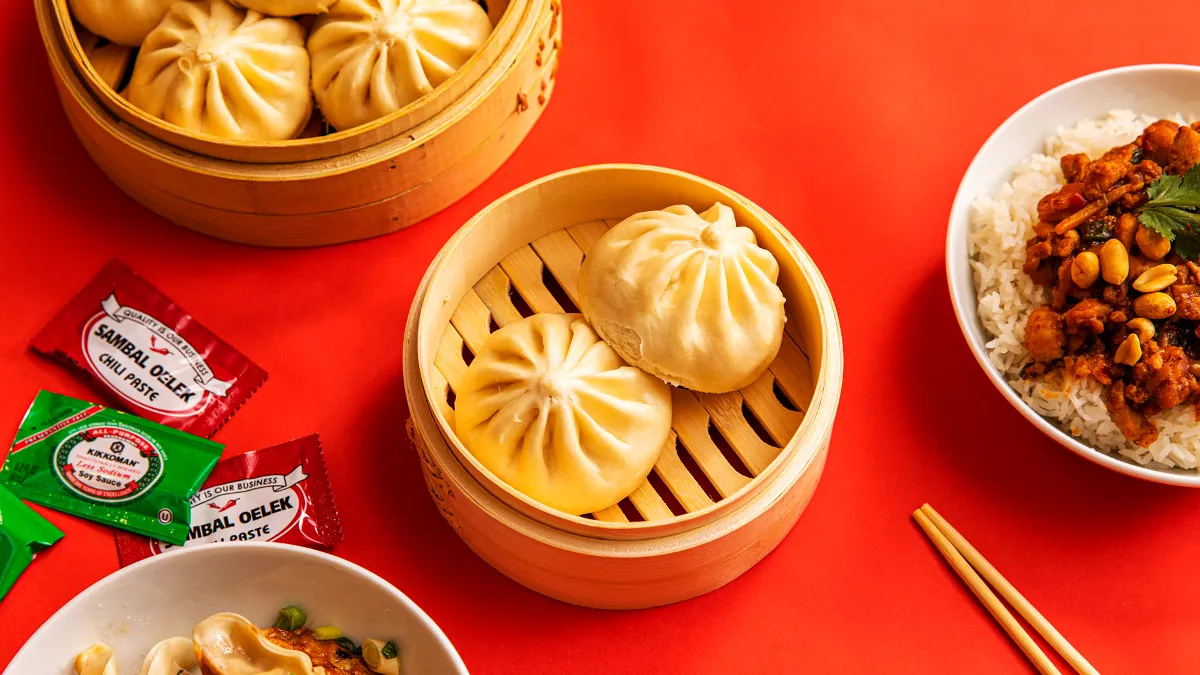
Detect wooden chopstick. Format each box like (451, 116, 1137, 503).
(914, 504, 1100, 675)
(912, 509, 1063, 675)
(918, 504, 1100, 675)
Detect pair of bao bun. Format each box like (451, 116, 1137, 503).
(453, 203, 788, 516)
(73, 0, 491, 141)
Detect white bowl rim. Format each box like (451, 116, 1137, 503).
(4, 542, 470, 673)
(946, 63, 1200, 488)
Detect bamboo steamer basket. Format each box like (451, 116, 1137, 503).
(34, 0, 561, 247)
(51, 0, 526, 162)
(403, 165, 843, 608)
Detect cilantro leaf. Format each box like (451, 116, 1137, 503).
(1176, 232, 1200, 261)
(1147, 172, 1184, 203)
(1140, 205, 1200, 240)
(1138, 163, 1200, 259)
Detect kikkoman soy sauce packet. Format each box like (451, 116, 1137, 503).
(115, 434, 342, 566)
(0, 484, 63, 602)
(0, 391, 223, 545)
(31, 260, 267, 438)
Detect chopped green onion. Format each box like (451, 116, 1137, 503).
(381, 641, 398, 660)
(312, 626, 342, 641)
(273, 605, 307, 630)
(335, 637, 362, 655)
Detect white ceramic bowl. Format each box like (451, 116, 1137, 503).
(947, 64, 1200, 487)
(4, 543, 469, 674)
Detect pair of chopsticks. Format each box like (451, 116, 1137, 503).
(913, 504, 1100, 675)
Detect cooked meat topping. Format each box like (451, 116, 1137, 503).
(264, 627, 374, 675)
(1106, 381, 1160, 448)
(1170, 125, 1200, 175)
(1064, 298, 1112, 335)
(1081, 157, 1129, 199)
(1024, 306, 1067, 363)
(1037, 182, 1087, 223)
(1061, 153, 1090, 183)
(1021, 119, 1200, 446)
(1141, 120, 1179, 166)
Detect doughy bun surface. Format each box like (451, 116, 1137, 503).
(453, 313, 672, 516)
(578, 203, 787, 393)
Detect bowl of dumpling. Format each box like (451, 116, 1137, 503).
(403, 163, 844, 609)
(4, 542, 468, 675)
(34, 0, 561, 246)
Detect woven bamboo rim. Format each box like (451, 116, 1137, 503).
(412, 164, 843, 540)
(48, 0, 534, 162)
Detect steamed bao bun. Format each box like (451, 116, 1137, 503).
(308, 0, 492, 132)
(69, 0, 174, 47)
(126, 0, 312, 141)
(453, 313, 672, 516)
(233, 0, 334, 16)
(578, 203, 787, 394)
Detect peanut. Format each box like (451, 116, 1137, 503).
(1132, 264, 1178, 293)
(1100, 239, 1130, 284)
(1126, 317, 1155, 342)
(1114, 334, 1143, 366)
(1133, 292, 1177, 319)
(1071, 252, 1101, 289)
(1136, 224, 1172, 260)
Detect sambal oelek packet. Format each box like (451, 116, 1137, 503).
(115, 434, 342, 566)
(31, 260, 267, 438)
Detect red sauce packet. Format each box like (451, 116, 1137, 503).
(31, 260, 267, 438)
(114, 434, 342, 566)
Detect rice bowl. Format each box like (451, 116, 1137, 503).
(969, 110, 1200, 470)
(946, 64, 1200, 486)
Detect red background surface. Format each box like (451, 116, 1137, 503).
(2, 1, 1199, 672)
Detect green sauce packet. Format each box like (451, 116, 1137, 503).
(0, 484, 63, 601)
(0, 391, 223, 545)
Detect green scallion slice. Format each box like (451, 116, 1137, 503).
(381, 641, 398, 660)
(272, 605, 307, 630)
(335, 637, 362, 655)
(312, 626, 342, 641)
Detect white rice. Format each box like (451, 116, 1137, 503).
(969, 110, 1200, 470)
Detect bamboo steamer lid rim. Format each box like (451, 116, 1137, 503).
(39, 0, 545, 182)
(404, 250, 842, 556)
(49, 0, 525, 154)
(412, 163, 844, 536)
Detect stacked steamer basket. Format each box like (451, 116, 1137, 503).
(34, 0, 561, 247)
(404, 165, 843, 609)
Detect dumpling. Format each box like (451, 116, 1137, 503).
(578, 203, 787, 393)
(194, 612, 317, 675)
(308, 0, 492, 131)
(454, 313, 672, 515)
(127, 0, 312, 141)
(68, 0, 173, 47)
(139, 637, 198, 675)
(232, 0, 333, 17)
(74, 643, 117, 675)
